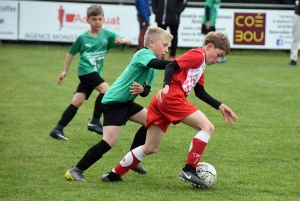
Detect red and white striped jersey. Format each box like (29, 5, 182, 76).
(172, 48, 206, 96)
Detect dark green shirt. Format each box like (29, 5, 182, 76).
(202, 0, 221, 27)
(68, 29, 123, 76)
(102, 49, 158, 104)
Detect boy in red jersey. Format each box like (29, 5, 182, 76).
(101, 31, 238, 187)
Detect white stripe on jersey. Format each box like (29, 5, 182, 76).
(181, 56, 206, 96)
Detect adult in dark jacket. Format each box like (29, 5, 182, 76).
(152, 0, 187, 60)
(135, 0, 151, 51)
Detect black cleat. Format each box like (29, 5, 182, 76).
(87, 123, 103, 135)
(101, 172, 123, 182)
(50, 129, 68, 140)
(65, 167, 86, 182)
(289, 60, 297, 66)
(178, 165, 208, 187)
(132, 163, 147, 174)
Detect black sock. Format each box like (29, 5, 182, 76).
(183, 164, 196, 172)
(57, 104, 78, 127)
(76, 140, 111, 171)
(129, 126, 147, 150)
(91, 93, 104, 124)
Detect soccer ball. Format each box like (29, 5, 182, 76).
(193, 162, 217, 189)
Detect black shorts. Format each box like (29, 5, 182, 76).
(75, 72, 105, 100)
(102, 101, 144, 126)
(201, 24, 216, 35)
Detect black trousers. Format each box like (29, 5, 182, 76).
(201, 24, 216, 35)
(157, 23, 179, 57)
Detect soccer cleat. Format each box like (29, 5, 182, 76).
(132, 163, 148, 174)
(65, 167, 86, 182)
(87, 122, 103, 135)
(289, 60, 297, 66)
(178, 168, 208, 187)
(101, 172, 123, 182)
(49, 129, 68, 140)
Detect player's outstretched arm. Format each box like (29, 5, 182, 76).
(194, 83, 222, 109)
(218, 104, 238, 124)
(147, 59, 172, 70)
(114, 37, 132, 46)
(57, 53, 73, 84)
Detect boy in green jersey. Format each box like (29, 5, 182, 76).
(201, 0, 220, 35)
(49, 5, 131, 140)
(65, 26, 173, 182)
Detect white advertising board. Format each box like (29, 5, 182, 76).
(18, 1, 295, 49)
(19, 1, 155, 44)
(178, 8, 294, 49)
(0, 1, 18, 40)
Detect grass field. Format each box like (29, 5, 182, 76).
(1, 44, 300, 201)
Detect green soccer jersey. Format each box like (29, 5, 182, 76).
(201, 0, 221, 27)
(102, 48, 158, 104)
(68, 29, 123, 76)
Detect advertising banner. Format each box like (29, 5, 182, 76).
(19, 1, 155, 44)
(18, 1, 295, 49)
(178, 8, 294, 49)
(0, 1, 18, 40)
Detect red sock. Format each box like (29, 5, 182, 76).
(113, 150, 141, 176)
(186, 138, 207, 168)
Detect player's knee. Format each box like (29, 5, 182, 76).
(141, 119, 147, 127)
(200, 122, 214, 135)
(72, 95, 85, 107)
(109, 141, 116, 147)
(104, 138, 117, 147)
(97, 82, 109, 93)
(206, 122, 215, 135)
(100, 88, 107, 94)
(72, 100, 84, 107)
(103, 134, 118, 147)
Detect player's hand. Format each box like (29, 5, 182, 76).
(156, 85, 169, 102)
(57, 70, 67, 84)
(130, 81, 144, 94)
(206, 21, 211, 30)
(114, 37, 124, 45)
(218, 104, 238, 124)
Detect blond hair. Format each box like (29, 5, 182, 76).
(144, 26, 173, 47)
(203, 32, 230, 55)
(87, 4, 104, 18)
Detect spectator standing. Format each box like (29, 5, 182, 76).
(152, 0, 187, 60)
(201, 0, 227, 63)
(135, 0, 151, 51)
(289, 0, 300, 66)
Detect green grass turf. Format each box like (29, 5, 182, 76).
(0, 44, 300, 201)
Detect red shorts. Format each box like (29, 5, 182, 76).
(146, 85, 197, 133)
